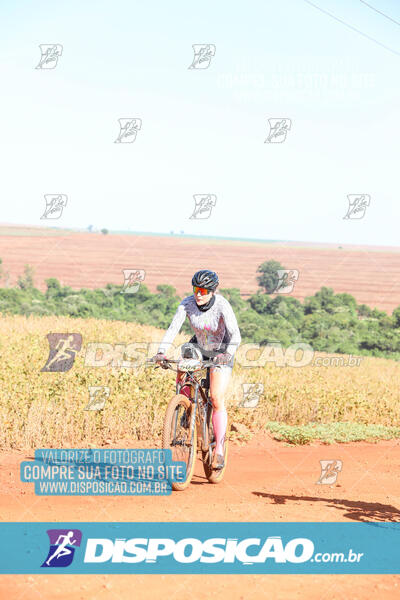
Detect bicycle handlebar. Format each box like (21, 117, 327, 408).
(145, 357, 217, 369)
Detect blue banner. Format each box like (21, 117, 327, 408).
(20, 449, 186, 496)
(0, 522, 399, 574)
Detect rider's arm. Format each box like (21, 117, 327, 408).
(221, 300, 241, 357)
(157, 303, 187, 355)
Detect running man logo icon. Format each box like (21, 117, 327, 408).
(343, 194, 370, 220)
(41, 333, 82, 372)
(114, 118, 142, 143)
(188, 44, 216, 69)
(265, 118, 291, 143)
(40, 194, 68, 220)
(41, 529, 82, 568)
(316, 460, 343, 485)
(190, 195, 217, 220)
(121, 269, 146, 293)
(35, 44, 63, 69)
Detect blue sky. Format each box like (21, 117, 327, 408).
(0, 0, 399, 245)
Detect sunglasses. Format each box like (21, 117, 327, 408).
(193, 286, 211, 296)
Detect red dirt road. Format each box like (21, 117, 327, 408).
(1, 433, 400, 599)
(1, 230, 400, 313)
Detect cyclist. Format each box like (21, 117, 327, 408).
(153, 270, 241, 470)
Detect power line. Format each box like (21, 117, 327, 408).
(360, 0, 400, 28)
(303, 0, 400, 57)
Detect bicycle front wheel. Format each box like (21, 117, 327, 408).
(162, 394, 197, 491)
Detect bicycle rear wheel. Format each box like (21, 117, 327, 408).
(162, 394, 197, 491)
(202, 406, 229, 484)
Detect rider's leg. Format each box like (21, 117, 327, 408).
(209, 366, 232, 457)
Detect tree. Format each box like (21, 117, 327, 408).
(357, 304, 373, 318)
(304, 287, 343, 315)
(156, 284, 179, 299)
(17, 264, 35, 290)
(256, 260, 285, 294)
(219, 288, 248, 311)
(393, 306, 400, 328)
(0, 258, 10, 287)
(45, 277, 62, 299)
(101, 228, 109, 235)
(249, 291, 272, 314)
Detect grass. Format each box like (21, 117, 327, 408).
(1, 313, 400, 449)
(266, 422, 400, 445)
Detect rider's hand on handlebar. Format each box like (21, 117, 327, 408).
(214, 352, 232, 365)
(153, 353, 169, 369)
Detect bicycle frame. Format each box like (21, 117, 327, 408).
(146, 357, 215, 457)
(176, 367, 212, 454)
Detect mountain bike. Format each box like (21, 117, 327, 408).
(146, 356, 229, 491)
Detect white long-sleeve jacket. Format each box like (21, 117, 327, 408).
(157, 293, 241, 357)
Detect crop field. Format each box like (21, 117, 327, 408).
(0, 228, 400, 313)
(1, 313, 400, 450)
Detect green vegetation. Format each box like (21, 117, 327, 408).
(265, 421, 400, 444)
(1, 260, 400, 360)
